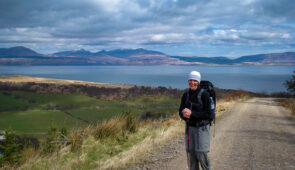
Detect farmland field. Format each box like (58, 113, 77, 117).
(0, 90, 180, 137)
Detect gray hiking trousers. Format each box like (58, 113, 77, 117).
(185, 124, 210, 170)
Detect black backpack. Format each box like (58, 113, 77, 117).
(186, 80, 216, 125)
(199, 80, 216, 124)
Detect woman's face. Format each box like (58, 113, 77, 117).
(188, 79, 199, 91)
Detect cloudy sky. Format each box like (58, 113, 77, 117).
(0, 0, 294, 58)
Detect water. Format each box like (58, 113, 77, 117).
(0, 65, 294, 93)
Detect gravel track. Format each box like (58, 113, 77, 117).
(140, 98, 295, 170)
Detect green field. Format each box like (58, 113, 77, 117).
(0, 91, 179, 137)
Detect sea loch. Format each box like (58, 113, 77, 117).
(0, 65, 293, 93)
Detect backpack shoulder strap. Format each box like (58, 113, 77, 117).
(197, 88, 205, 108)
(186, 88, 190, 103)
(185, 88, 192, 110)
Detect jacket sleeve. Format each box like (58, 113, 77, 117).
(190, 91, 211, 119)
(178, 93, 187, 121)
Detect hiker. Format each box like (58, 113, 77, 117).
(179, 71, 211, 170)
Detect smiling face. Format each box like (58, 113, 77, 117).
(188, 79, 199, 91)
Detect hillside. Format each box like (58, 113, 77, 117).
(0, 46, 43, 57)
(0, 46, 295, 65)
(233, 52, 295, 65)
(172, 52, 295, 65)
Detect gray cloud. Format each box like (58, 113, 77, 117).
(252, 0, 295, 22)
(0, 0, 294, 56)
(0, 0, 99, 28)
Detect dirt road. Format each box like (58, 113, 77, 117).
(164, 98, 295, 170)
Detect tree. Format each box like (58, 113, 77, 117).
(43, 121, 58, 154)
(0, 129, 21, 165)
(285, 70, 295, 96)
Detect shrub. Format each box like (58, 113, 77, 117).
(284, 70, 295, 96)
(60, 126, 68, 139)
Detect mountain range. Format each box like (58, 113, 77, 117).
(0, 46, 295, 65)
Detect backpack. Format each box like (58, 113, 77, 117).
(186, 80, 216, 125)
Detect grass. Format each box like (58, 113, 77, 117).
(7, 91, 100, 109)
(0, 75, 133, 89)
(0, 109, 84, 137)
(276, 98, 295, 116)
(124, 95, 179, 118)
(0, 91, 180, 137)
(0, 93, 32, 111)
(13, 95, 246, 170)
(222, 89, 254, 101)
(16, 115, 183, 170)
(98, 119, 183, 169)
(17, 112, 142, 169)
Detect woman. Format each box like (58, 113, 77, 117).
(179, 71, 211, 170)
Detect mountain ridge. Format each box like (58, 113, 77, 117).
(0, 46, 43, 57)
(0, 46, 294, 65)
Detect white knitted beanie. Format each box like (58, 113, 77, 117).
(188, 71, 201, 83)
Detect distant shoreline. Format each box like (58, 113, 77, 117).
(0, 75, 134, 89)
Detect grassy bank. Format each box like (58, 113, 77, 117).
(16, 117, 183, 169)
(276, 98, 295, 116)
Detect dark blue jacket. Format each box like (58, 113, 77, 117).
(179, 87, 211, 125)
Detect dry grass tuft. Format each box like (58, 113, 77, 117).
(223, 89, 253, 101)
(162, 118, 178, 127)
(20, 147, 40, 165)
(94, 111, 138, 140)
(94, 117, 125, 139)
(68, 129, 85, 152)
(215, 100, 236, 116)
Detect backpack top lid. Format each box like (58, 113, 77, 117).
(199, 80, 214, 89)
(199, 80, 216, 104)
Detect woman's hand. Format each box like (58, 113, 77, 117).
(182, 108, 192, 118)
